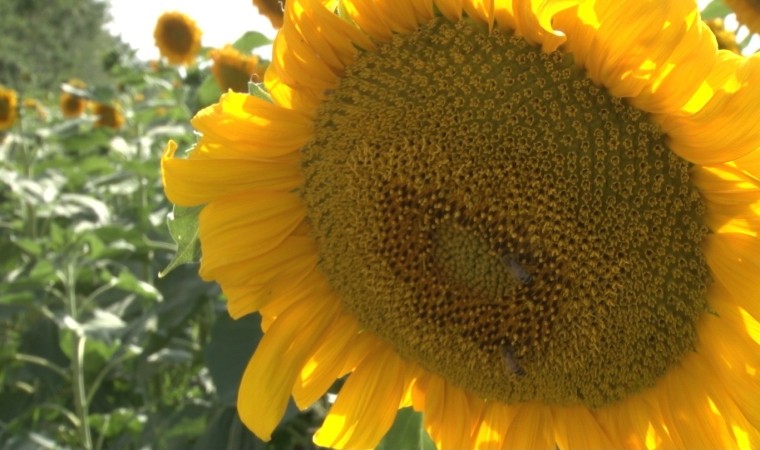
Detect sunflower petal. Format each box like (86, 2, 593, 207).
(313, 345, 407, 449)
(238, 296, 338, 440)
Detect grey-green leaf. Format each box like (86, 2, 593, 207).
(376, 408, 436, 450)
(232, 31, 272, 54)
(159, 205, 203, 278)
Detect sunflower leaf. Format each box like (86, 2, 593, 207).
(248, 82, 272, 102)
(232, 31, 272, 54)
(375, 407, 435, 450)
(159, 205, 203, 278)
(700, 0, 730, 20)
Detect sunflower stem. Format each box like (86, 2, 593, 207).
(65, 261, 93, 450)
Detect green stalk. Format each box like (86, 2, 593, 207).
(65, 262, 93, 450)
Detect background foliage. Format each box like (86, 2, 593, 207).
(0, 0, 133, 92)
(0, 0, 753, 448)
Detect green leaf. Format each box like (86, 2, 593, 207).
(701, 0, 730, 20)
(159, 205, 203, 278)
(232, 31, 272, 54)
(116, 269, 162, 300)
(204, 313, 262, 405)
(376, 408, 436, 450)
(196, 75, 223, 108)
(248, 82, 272, 103)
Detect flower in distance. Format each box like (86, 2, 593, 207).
(60, 79, 89, 118)
(705, 18, 742, 54)
(154, 11, 202, 66)
(162, 0, 760, 448)
(210, 45, 266, 93)
(252, 0, 284, 28)
(0, 85, 19, 130)
(92, 102, 124, 129)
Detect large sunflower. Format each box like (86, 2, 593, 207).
(209, 45, 266, 93)
(153, 11, 202, 66)
(725, 0, 760, 35)
(0, 85, 18, 131)
(162, 0, 760, 448)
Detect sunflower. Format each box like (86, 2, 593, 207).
(253, 0, 284, 28)
(705, 18, 742, 54)
(92, 102, 124, 129)
(162, 0, 760, 448)
(209, 45, 266, 93)
(725, 0, 760, 35)
(60, 79, 89, 118)
(154, 11, 202, 66)
(0, 86, 19, 131)
(23, 98, 48, 121)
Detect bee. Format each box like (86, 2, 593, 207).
(502, 253, 534, 285)
(500, 344, 526, 377)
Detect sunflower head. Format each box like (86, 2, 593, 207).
(154, 11, 202, 66)
(92, 102, 124, 129)
(209, 45, 266, 93)
(60, 79, 89, 118)
(163, 0, 760, 448)
(252, 0, 284, 28)
(0, 86, 19, 131)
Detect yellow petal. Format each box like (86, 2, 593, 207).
(658, 354, 735, 449)
(553, 404, 616, 449)
(422, 375, 479, 449)
(704, 233, 760, 311)
(192, 92, 313, 158)
(504, 402, 555, 450)
(434, 0, 464, 22)
(314, 344, 407, 449)
(474, 402, 517, 449)
(201, 236, 316, 286)
(224, 263, 318, 319)
(292, 313, 367, 408)
(161, 145, 302, 207)
(340, 0, 394, 41)
(238, 296, 339, 440)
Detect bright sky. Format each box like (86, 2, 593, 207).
(105, 0, 277, 61)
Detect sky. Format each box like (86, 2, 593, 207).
(105, 0, 277, 61)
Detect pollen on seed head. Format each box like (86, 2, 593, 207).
(299, 18, 710, 407)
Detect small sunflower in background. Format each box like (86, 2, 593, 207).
(163, 0, 760, 448)
(705, 18, 742, 53)
(92, 102, 124, 129)
(153, 11, 202, 66)
(0, 86, 19, 131)
(23, 98, 48, 121)
(252, 0, 284, 28)
(725, 0, 760, 35)
(209, 45, 266, 93)
(60, 79, 89, 118)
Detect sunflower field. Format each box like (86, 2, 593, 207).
(2, 0, 760, 449)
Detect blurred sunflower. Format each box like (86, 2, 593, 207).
(210, 45, 266, 93)
(0, 86, 19, 130)
(23, 98, 48, 121)
(252, 0, 284, 28)
(60, 79, 89, 118)
(725, 0, 760, 35)
(92, 102, 124, 129)
(705, 18, 742, 53)
(163, 0, 760, 448)
(153, 11, 202, 66)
